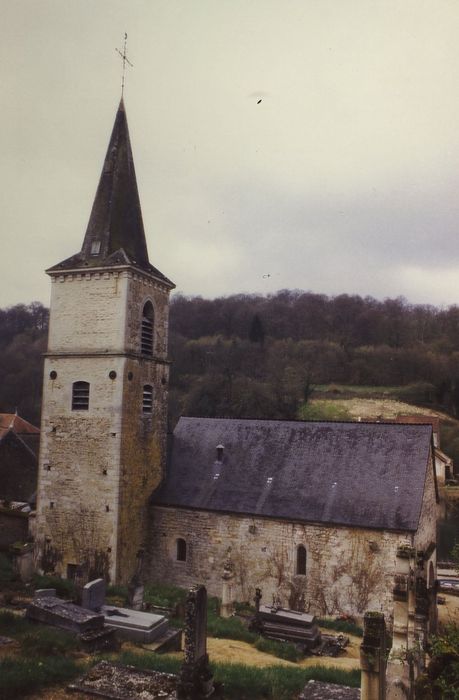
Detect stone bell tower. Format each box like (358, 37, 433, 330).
(35, 99, 174, 583)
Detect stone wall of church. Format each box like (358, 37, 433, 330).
(36, 354, 125, 579)
(147, 506, 411, 622)
(36, 268, 172, 584)
(414, 449, 438, 557)
(116, 272, 171, 583)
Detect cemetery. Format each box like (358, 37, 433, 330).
(0, 563, 362, 699)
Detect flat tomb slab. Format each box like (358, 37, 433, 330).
(68, 660, 177, 699)
(26, 598, 104, 633)
(259, 605, 316, 626)
(102, 606, 169, 643)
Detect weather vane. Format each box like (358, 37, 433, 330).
(116, 33, 133, 97)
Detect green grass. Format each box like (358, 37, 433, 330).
(207, 614, 257, 643)
(317, 618, 363, 637)
(0, 656, 80, 699)
(143, 582, 187, 610)
(117, 651, 360, 699)
(0, 611, 30, 636)
(32, 574, 75, 599)
(0, 554, 19, 588)
(298, 400, 351, 421)
(313, 384, 403, 396)
(20, 627, 80, 656)
(253, 636, 302, 662)
(207, 597, 257, 642)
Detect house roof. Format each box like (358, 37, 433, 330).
(0, 413, 40, 440)
(47, 99, 174, 287)
(152, 417, 433, 532)
(396, 414, 440, 436)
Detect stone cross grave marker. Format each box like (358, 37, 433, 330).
(177, 585, 214, 699)
(82, 578, 106, 612)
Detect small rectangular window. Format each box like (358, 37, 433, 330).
(141, 319, 154, 356)
(143, 385, 153, 413)
(72, 381, 90, 410)
(90, 241, 101, 255)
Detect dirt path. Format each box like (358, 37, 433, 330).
(206, 634, 361, 670)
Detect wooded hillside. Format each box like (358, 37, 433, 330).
(3, 291, 459, 427)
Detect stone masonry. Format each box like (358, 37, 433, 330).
(36, 268, 172, 584)
(148, 505, 435, 623)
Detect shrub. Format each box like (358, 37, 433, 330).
(254, 636, 301, 662)
(32, 574, 75, 599)
(0, 656, 79, 699)
(21, 627, 79, 656)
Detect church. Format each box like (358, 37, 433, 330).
(35, 100, 438, 623)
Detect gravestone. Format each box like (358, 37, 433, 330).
(102, 605, 169, 643)
(220, 550, 234, 618)
(26, 596, 104, 634)
(82, 578, 106, 612)
(34, 588, 56, 599)
(127, 580, 144, 611)
(177, 585, 214, 699)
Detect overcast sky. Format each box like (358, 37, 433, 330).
(2, 0, 459, 308)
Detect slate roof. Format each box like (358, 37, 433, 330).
(151, 417, 434, 532)
(47, 99, 174, 287)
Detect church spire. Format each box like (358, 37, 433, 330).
(48, 100, 173, 285)
(80, 98, 149, 268)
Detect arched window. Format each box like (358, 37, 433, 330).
(72, 381, 90, 410)
(143, 385, 153, 413)
(296, 545, 306, 576)
(176, 538, 187, 562)
(141, 302, 154, 356)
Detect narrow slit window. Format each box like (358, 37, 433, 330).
(141, 302, 154, 356)
(90, 240, 101, 255)
(296, 545, 307, 576)
(143, 385, 153, 413)
(72, 381, 90, 410)
(176, 538, 187, 562)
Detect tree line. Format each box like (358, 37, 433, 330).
(3, 291, 459, 425)
(169, 291, 459, 422)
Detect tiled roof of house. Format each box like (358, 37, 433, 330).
(152, 417, 433, 532)
(0, 413, 40, 440)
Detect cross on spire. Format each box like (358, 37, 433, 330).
(115, 33, 133, 97)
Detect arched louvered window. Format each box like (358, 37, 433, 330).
(141, 301, 154, 356)
(296, 545, 307, 576)
(176, 538, 187, 562)
(72, 381, 90, 411)
(143, 385, 153, 413)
